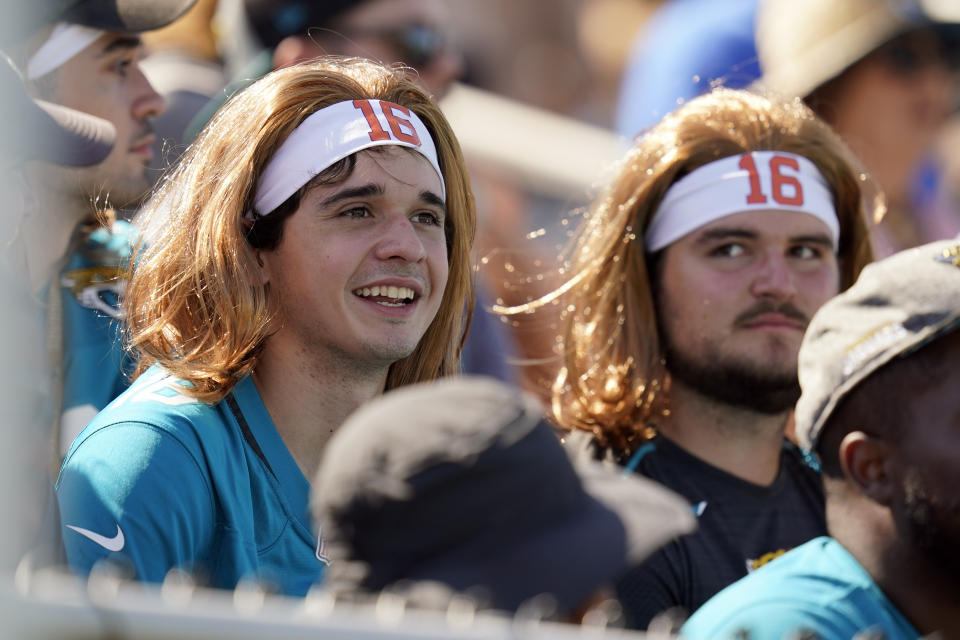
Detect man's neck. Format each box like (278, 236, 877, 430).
(657, 379, 788, 486)
(252, 340, 390, 482)
(23, 169, 91, 294)
(831, 499, 960, 638)
(880, 551, 960, 636)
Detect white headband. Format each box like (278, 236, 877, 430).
(27, 22, 104, 80)
(253, 99, 445, 217)
(645, 151, 839, 252)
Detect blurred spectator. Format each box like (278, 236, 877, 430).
(187, 0, 462, 139)
(756, 0, 960, 256)
(1, 0, 196, 459)
(616, 0, 760, 138)
(547, 88, 877, 628)
(683, 237, 960, 639)
(311, 375, 695, 620)
(0, 47, 115, 570)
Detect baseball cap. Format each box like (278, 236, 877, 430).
(795, 237, 960, 453)
(243, 0, 366, 49)
(756, 0, 960, 98)
(36, 0, 196, 33)
(0, 0, 198, 61)
(0, 53, 114, 166)
(311, 376, 696, 615)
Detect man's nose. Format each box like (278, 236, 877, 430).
(750, 251, 797, 301)
(131, 65, 165, 120)
(373, 215, 428, 263)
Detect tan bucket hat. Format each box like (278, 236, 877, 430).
(756, 0, 960, 98)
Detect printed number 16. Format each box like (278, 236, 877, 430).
(739, 154, 804, 206)
(353, 99, 421, 146)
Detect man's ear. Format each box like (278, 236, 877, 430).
(254, 249, 269, 285)
(838, 430, 896, 505)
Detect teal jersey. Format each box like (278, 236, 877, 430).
(681, 537, 918, 640)
(56, 365, 327, 595)
(58, 220, 136, 454)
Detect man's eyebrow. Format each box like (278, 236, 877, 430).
(420, 190, 445, 210)
(694, 226, 835, 247)
(319, 184, 446, 210)
(694, 227, 758, 243)
(98, 36, 142, 56)
(319, 184, 383, 208)
(790, 233, 833, 247)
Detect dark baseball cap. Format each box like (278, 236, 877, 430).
(46, 0, 196, 32)
(1, 0, 197, 43)
(311, 376, 696, 615)
(0, 53, 114, 166)
(795, 237, 960, 453)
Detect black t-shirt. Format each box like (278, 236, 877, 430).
(613, 434, 827, 629)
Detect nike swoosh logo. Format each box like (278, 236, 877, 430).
(66, 524, 125, 552)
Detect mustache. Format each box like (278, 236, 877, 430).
(129, 121, 155, 146)
(733, 301, 808, 327)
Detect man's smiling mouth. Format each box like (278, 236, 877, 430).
(354, 285, 416, 307)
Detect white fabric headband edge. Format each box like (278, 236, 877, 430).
(27, 22, 104, 79)
(645, 151, 840, 252)
(253, 99, 445, 217)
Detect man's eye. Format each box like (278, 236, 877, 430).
(340, 207, 370, 218)
(710, 243, 745, 258)
(791, 245, 821, 260)
(110, 58, 133, 76)
(412, 211, 442, 226)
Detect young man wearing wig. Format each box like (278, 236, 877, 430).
(55, 57, 476, 595)
(549, 88, 877, 628)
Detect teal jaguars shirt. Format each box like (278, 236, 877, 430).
(681, 537, 918, 640)
(58, 220, 136, 455)
(56, 366, 327, 594)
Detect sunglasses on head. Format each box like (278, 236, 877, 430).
(874, 25, 960, 75)
(342, 23, 447, 69)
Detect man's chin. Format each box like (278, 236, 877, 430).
(735, 331, 803, 359)
(104, 177, 151, 210)
(666, 349, 800, 415)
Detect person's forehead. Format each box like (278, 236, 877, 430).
(307, 147, 444, 199)
(88, 31, 143, 56)
(43, 31, 141, 71)
(362, 147, 443, 190)
(687, 209, 833, 242)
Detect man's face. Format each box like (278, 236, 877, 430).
(657, 210, 840, 413)
(888, 333, 960, 576)
(258, 146, 448, 372)
(29, 31, 164, 208)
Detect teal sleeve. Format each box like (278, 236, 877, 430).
(681, 602, 861, 640)
(56, 422, 216, 583)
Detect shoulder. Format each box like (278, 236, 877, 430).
(780, 440, 827, 499)
(782, 439, 822, 473)
(67, 367, 227, 462)
(680, 538, 883, 640)
(57, 369, 229, 519)
(61, 219, 138, 319)
(72, 219, 137, 265)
